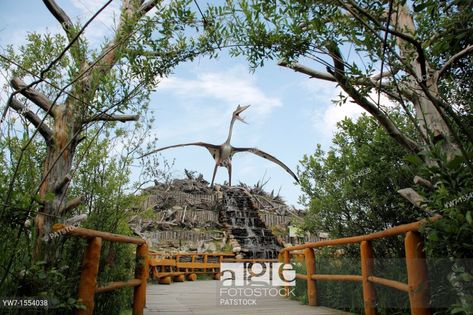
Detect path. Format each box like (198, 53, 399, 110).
(144, 280, 351, 315)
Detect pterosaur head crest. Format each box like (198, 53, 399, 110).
(233, 104, 250, 124)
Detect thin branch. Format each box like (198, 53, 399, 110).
(10, 78, 55, 116)
(42, 0, 73, 36)
(436, 44, 473, 81)
(9, 98, 53, 142)
(83, 113, 140, 124)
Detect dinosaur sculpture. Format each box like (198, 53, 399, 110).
(140, 105, 299, 186)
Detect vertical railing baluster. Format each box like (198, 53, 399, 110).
(76, 237, 102, 315)
(361, 241, 376, 315)
(304, 248, 317, 306)
(283, 251, 290, 297)
(405, 231, 431, 315)
(133, 243, 148, 315)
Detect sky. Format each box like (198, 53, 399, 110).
(0, 0, 368, 207)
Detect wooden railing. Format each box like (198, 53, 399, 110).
(279, 216, 441, 315)
(52, 224, 149, 315)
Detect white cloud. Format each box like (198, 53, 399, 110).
(302, 77, 398, 140)
(318, 100, 367, 138)
(158, 66, 282, 117)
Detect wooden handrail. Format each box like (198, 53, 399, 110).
(279, 216, 440, 315)
(53, 224, 146, 244)
(52, 224, 148, 315)
(280, 215, 441, 252)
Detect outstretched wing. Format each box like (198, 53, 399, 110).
(140, 142, 220, 160)
(232, 147, 299, 183)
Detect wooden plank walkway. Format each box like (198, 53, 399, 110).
(145, 280, 351, 315)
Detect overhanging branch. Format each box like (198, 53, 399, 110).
(325, 43, 421, 154)
(9, 98, 53, 142)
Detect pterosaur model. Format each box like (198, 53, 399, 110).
(140, 105, 299, 186)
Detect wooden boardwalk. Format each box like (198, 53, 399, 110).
(144, 280, 351, 315)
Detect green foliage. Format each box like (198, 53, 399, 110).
(411, 142, 473, 314)
(298, 113, 424, 257)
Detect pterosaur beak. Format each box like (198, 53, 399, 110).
(234, 104, 250, 124)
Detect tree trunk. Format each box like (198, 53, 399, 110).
(395, 5, 458, 156)
(34, 106, 77, 262)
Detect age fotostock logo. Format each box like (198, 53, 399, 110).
(218, 262, 296, 306)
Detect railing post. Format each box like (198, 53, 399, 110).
(133, 243, 148, 315)
(361, 241, 376, 315)
(203, 254, 208, 273)
(76, 237, 102, 315)
(304, 248, 318, 306)
(283, 250, 290, 297)
(405, 231, 431, 315)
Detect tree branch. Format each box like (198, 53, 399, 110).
(371, 69, 398, 81)
(92, 0, 158, 78)
(59, 195, 84, 214)
(54, 174, 72, 193)
(11, 78, 55, 116)
(278, 60, 336, 82)
(139, 0, 157, 14)
(9, 98, 53, 142)
(345, 1, 428, 82)
(42, 0, 74, 36)
(397, 188, 425, 208)
(83, 113, 140, 124)
(436, 44, 473, 81)
(325, 43, 421, 154)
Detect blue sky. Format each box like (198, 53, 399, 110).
(0, 0, 370, 206)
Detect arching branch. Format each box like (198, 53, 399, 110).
(436, 44, 473, 81)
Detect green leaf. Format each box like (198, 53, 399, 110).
(404, 155, 423, 166)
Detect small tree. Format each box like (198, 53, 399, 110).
(1, 0, 206, 262)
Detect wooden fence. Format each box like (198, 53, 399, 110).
(279, 216, 441, 315)
(52, 224, 148, 315)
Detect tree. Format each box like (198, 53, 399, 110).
(298, 113, 424, 256)
(206, 0, 473, 176)
(0, 0, 207, 262)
